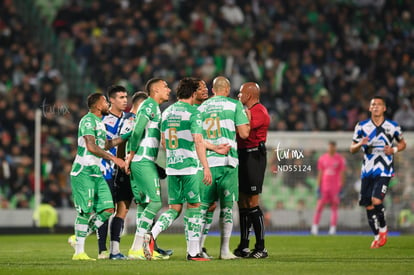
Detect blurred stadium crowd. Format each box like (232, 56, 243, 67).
(0, 0, 413, 228)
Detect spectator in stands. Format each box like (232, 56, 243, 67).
(220, 0, 245, 26)
(393, 98, 414, 131)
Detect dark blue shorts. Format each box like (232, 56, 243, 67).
(359, 177, 390, 206)
(114, 168, 134, 203)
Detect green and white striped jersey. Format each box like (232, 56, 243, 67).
(198, 95, 249, 168)
(162, 101, 203, 175)
(70, 112, 106, 176)
(131, 97, 161, 162)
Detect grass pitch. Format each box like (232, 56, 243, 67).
(0, 234, 413, 275)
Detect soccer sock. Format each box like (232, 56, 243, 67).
(366, 209, 379, 236)
(74, 214, 89, 254)
(238, 208, 250, 249)
(138, 201, 161, 232)
(312, 200, 324, 225)
(97, 220, 109, 253)
(131, 203, 146, 251)
(249, 206, 265, 250)
(374, 204, 387, 228)
(110, 216, 124, 254)
(132, 201, 161, 251)
(331, 203, 338, 226)
(88, 211, 112, 234)
(136, 204, 144, 219)
(185, 207, 202, 257)
(184, 214, 189, 253)
(201, 210, 214, 247)
(151, 208, 179, 239)
(219, 204, 233, 256)
(199, 203, 209, 249)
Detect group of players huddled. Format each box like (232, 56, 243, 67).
(68, 76, 271, 261)
(68, 74, 405, 262)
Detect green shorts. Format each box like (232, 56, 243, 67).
(200, 166, 238, 203)
(167, 170, 202, 205)
(70, 166, 114, 214)
(130, 159, 161, 204)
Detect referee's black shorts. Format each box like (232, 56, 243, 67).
(238, 146, 267, 195)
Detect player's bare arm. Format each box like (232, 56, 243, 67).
(384, 138, 406, 155)
(104, 136, 125, 150)
(349, 136, 369, 154)
(204, 140, 231, 155)
(237, 123, 250, 139)
(194, 133, 212, 185)
(84, 135, 126, 169)
(161, 133, 166, 150)
(124, 115, 148, 174)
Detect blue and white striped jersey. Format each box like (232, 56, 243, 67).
(119, 112, 135, 136)
(101, 112, 126, 180)
(352, 118, 404, 178)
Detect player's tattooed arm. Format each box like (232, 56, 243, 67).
(84, 135, 126, 169)
(104, 137, 125, 150)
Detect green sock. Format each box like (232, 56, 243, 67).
(152, 208, 179, 239)
(185, 207, 202, 256)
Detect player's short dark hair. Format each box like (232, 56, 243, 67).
(107, 85, 127, 98)
(131, 91, 148, 105)
(87, 93, 104, 108)
(144, 78, 163, 94)
(176, 77, 199, 99)
(372, 95, 386, 106)
(329, 140, 336, 146)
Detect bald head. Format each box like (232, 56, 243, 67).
(241, 82, 260, 99)
(238, 82, 260, 107)
(212, 76, 231, 96)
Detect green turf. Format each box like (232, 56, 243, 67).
(0, 234, 413, 274)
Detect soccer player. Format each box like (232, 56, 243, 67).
(350, 96, 406, 248)
(145, 77, 213, 261)
(234, 82, 270, 259)
(311, 141, 346, 236)
(198, 76, 250, 259)
(194, 78, 216, 259)
(106, 90, 149, 260)
(125, 78, 171, 260)
(194, 79, 209, 106)
(118, 91, 172, 258)
(97, 85, 128, 260)
(69, 93, 127, 261)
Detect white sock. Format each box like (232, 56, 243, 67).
(188, 239, 199, 257)
(220, 207, 233, 256)
(311, 224, 318, 235)
(379, 226, 387, 233)
(110, 241, 120, 254)
(131, 234, 144, 251)
(75, 237, 85, 254)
